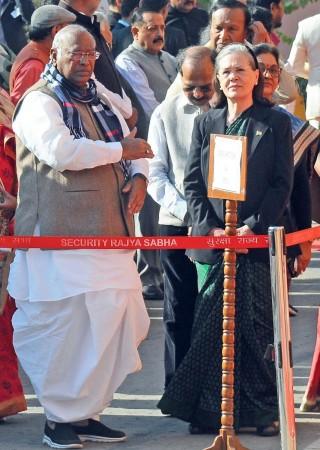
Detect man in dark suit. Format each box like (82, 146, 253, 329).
(59, 0, 149, 139)
(112, 0, 139, 58)
(0, 0, 34, 54)
(166, 0, 208, 54)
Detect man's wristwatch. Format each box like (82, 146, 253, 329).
(133, 173, 148, 185)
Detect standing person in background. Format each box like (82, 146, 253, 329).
(253, 44, 319, 317)
(250, 0, 284, 46)
(9, 5, 76, 105)
(148, 46, 216, 386)
(59, 0, 149, 140)
(116, 8, 177, 301)
(108, 0, 122, 29)
(113, 0, 187, 58)
(140, 0, 187, 57)
(286, 13, 320, 130)
(159, 43, 293, 437)
(0, 87, 26, 422)
(0, 0, 35, 54)
(111, 0, 139, 58)
(116, 8, 177, 119)
(166, 0, 208, 55)
(166, 0, 298, 106)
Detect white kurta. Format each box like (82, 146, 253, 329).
(9, 87, 150, 422)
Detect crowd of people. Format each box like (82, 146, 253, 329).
(0, 0, 319, 449)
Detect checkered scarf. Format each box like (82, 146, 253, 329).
(42, 63, 124, 141)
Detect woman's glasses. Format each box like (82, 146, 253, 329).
(258, 63, 281, 78)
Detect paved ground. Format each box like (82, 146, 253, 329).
(1, 252, 319, 450)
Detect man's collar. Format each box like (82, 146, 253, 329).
(60, 2, 97, 24)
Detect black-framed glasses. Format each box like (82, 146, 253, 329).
(66, 51, 101, 62)
(258, 63, 281, 78)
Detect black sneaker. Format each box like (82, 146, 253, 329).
(43, 422, 83, 449)
(72, 419, 127, 443)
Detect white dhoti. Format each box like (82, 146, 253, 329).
(9, 247, 150, 422)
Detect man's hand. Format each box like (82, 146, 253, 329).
(208, 227, 248, 254)
(208, 228, 225, 236)
(122, 176, 147, 214)
(121, 128, 154, 160)
(296, 241, 312, 275)
(250, 21, 272, 45)
(0, 185, 16, 210)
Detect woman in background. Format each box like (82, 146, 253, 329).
(253, 43, 319, 315)
(0, 87, 26, 420)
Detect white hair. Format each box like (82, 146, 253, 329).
(51, 24, 95, 50)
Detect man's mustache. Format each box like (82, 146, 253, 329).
(153, 37, 164, 43)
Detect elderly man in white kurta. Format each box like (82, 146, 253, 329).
(9, 24, 153, 449)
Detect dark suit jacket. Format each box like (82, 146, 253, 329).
(1, 0, 34, 54)
(59, 2, 148, 139)
(112, 26, 132, 59)
(184, 103, 294, 264)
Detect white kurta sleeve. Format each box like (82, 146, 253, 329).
(95, 78, 133, 119)
(13, 91, 124, 172)
(147, 106, 187, 221)
(286, 23, 309, 79)
(115, 55, 159, 118)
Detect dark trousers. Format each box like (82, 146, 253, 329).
(137, 194, 163, 289)
(159, 224, 198, 387)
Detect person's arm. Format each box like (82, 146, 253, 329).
(272, 61, 299, 105)
(291, 153, 312, 231)
(243, 113, 294, 234)
(184, 114, 222, 235)
(286, 22, 309, 79)
(115, 55, 159, 118)
(147, 106, 188, 221)
(13, 91, 151, 172)
(10, 60, 44, 105)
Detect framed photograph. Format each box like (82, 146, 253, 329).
(207, 134, 247, 201)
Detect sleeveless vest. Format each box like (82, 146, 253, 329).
(119, 42, 177, 103)
(14, 80, 134, 238)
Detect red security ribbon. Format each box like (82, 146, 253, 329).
(0, 226, 319, 250)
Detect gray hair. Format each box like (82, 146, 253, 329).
(216, 43, 259, 73)
(51, 24, 94, 50)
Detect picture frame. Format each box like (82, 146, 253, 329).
(207, 133, 247, 201)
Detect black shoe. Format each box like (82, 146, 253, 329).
(142, 285, 164, 300)
(289, 304, 298, 317)
(71, 419, 127, 443)
(188, 423, 219, 435)
(43, 422, 83, 449)
(256, 421, 280, 437)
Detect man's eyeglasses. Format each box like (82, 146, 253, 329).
(67, 51, 101, 62)
(258, 63, 281, 78)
